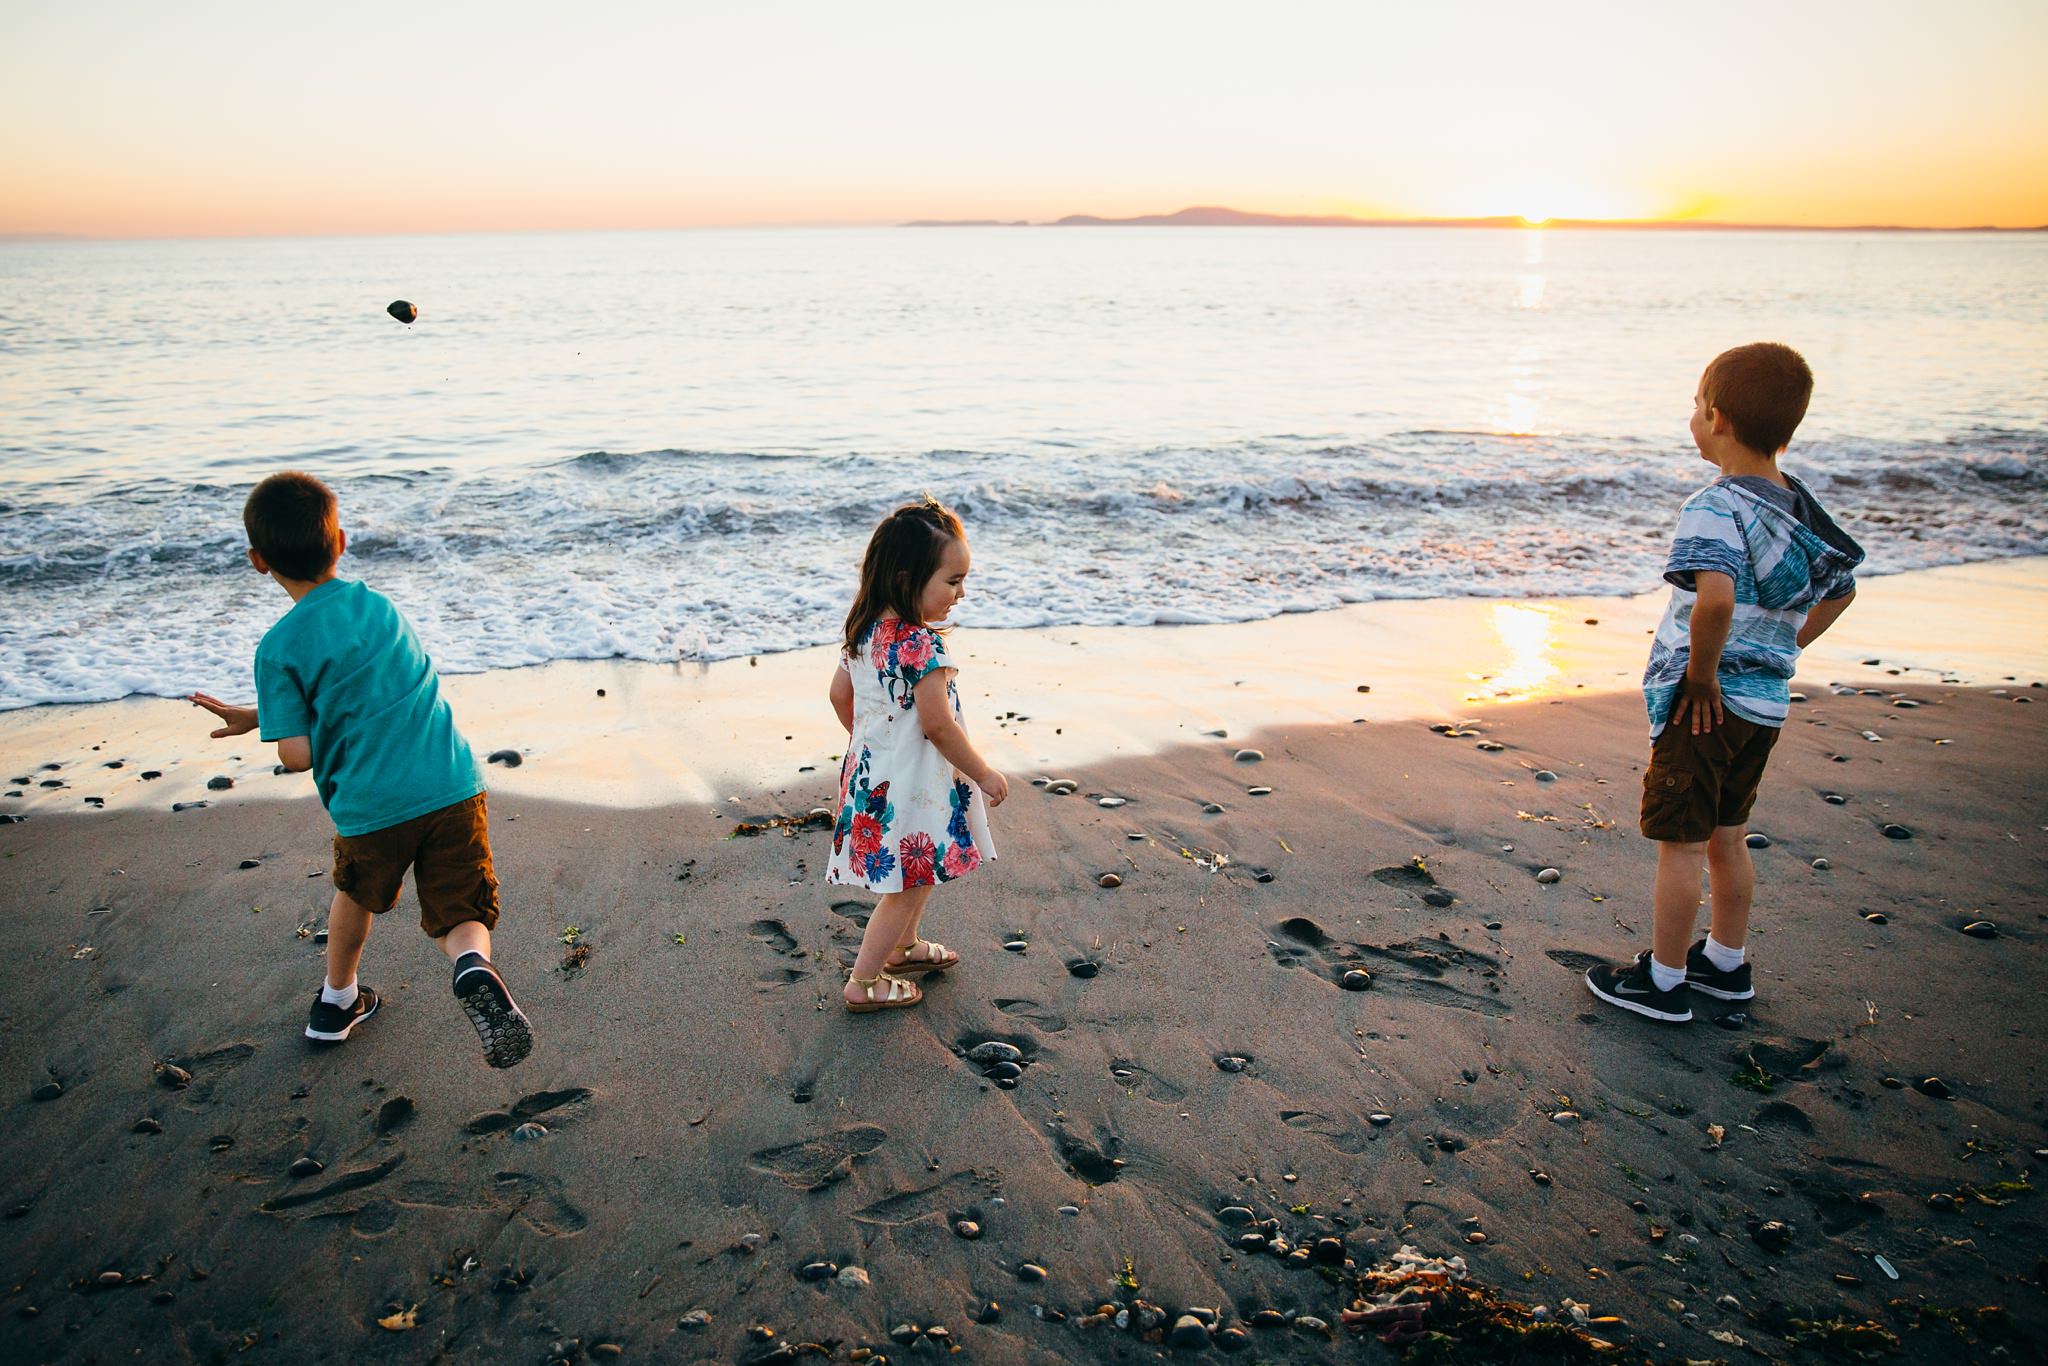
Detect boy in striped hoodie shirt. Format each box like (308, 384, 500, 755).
(1586, 343, 1864, 1023)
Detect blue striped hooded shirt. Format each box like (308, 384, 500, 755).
(1643, 474, 1864, 736)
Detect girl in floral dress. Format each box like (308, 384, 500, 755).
(827, 497, 1008, 1012)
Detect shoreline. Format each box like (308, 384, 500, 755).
(2, 557, 2042, 819)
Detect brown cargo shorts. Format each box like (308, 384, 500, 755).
(332, 793, 500, 938)
(1639, 714, 1781, 844)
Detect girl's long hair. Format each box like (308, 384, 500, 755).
(843, 495, 965, 655)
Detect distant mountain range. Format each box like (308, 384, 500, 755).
(904, 205, 2047, 232)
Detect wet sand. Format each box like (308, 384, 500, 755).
(3, 667, 2044, 1362)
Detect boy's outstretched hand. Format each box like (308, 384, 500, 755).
(190, 693, 257, 739)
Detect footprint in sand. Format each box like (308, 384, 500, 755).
(853, 1170, 1001, 1226)
(750, 918, 812, 987)
(1109, 1059, 1185, 1104)
(994, 999, 1068, 1033)
(164, 1041, 256, 1106)
(258, 1153, 406, 1213)
(827, 900, 874, 929)
(750, 1125, 887, 1190)
(1053, 1126, 1123, 1184)
(1279, 1109, 1374, 1154)
(486, 1171, 589, 1235)
(464, 1086, 595, 1135)
(1274, 917, 1510, 1017)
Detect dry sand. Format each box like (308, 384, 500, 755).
(2, 562, 2045, 1363)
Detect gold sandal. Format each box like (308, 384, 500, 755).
(845, 971, 923, 1013)
(885, 939, 960, 976)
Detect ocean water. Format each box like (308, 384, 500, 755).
(2, 226, 2044, 710)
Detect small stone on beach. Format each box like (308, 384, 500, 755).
(953, 1220, 981, 1240)
(31, 1081, 62, 1102)
(1882, 823, 1912, 840)
(239, 858, 260, 869)
(486, 750, 522, 767)
(1535, 868, 1561, 884)
(1096, 872, 1122, 888)
(289, 1157, 324, 1178)
(1745, 833, 1770, 848)
(132, 1117, 162, 1134)
(1215, 1055, 1250, 1073)
(1002, 940, 1029, 953)
(1097, 796, 1126, 808)
(1812, 857, 1831, 870)
(1959, 920, 1998, 939)
(206, 776, 234, 790)
(1234, 749, 1263, 762)
(1339, 969, 1372, 991)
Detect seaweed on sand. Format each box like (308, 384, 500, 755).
(1340, 1245, 1620, 1363)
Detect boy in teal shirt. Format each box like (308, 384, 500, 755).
(192, 472, 534, 1067)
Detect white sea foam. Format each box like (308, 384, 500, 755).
(0, 433, 2042, 710)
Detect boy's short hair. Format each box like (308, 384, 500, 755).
(244, 472, 341, 580)
(1702, 342, 1813, 456)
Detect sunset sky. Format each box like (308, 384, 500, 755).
(4, 0, 2046, 238)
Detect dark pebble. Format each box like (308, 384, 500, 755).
(1066, 958, 1099, 979)
(289, 1156, 324, 1178)
(1215, 1054, 1250, 1073)
(1215, 1326, 1250, 1352)
(1863, 912, 1888, 924)
(1960, 920, 1998, 939)
(171, 801, 208, 813)
(140, 770, 162, 780)
(1881, 823, 1912, 840)
(1339, 969, 1371, 991)
(38, 779, 64, 788)
(1250, 867, 1274, 883)
(596, 688, 606, 697)
(1251, 1309, 1288, 1328)
(984, 1061, 1023, 1082)
(31, 1081, 62, 1102)
(206, 776, 234, 791)
(156, 1063, 192, 1089)
(1914, 1076, 1956, 1099)
(1422, 888, 1454, 907)
(967, 1041, 1022, 1064)
(1880, 1075, 1903, 1089)
(1484, 920, 1503, 931)
(239, 858, 260, 869)
(1216, 1205, 1255, 1226)
(1201, 802, 1225, 814)
(797, 1260, 836, 1281)
(1237, 1232, 1267, 1251)
(1017, 1262, 1047, 1282)
(1713, 1011, 1749, 1030)
(1168, 1316, 1211, 1349)
(1529, 1169, 1552, 1185)
(486, 749, 523, 767)
(1823, 793, 1847, 805)
(132, 1117, 163, 1134)
(1745, 832, 1771, 848)
(1312, 1237, 1346, 1265)
(208, 1135, 234, 1153)
(974, 1302, 1001, 1324)
(511, 1122, 547, 1141)
(1750, 1220, 1794, 1252)
(1234, 749, 1263, 763)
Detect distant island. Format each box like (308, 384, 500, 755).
(905, 205, 2046, 233)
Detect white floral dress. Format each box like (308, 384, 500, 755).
(826, 617, 995, 892)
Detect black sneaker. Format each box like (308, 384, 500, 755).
(305, 986, 381, 1043)
(1684, 940, 1755, 1000)
(1584, 953, 1693, 1023)
(453, 958, 534, 1069)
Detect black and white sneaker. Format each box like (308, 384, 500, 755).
(305, 986, 381, 1043)
(1584, 953, 1693, 1023)
(453, 958, 533, 1069)
(1684, 939, 1755, 1001)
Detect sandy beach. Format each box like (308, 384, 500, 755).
(3, 564, 2045, 1364)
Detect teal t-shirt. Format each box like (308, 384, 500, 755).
(253, 579, 482, 837)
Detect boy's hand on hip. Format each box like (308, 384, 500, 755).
(190, 693, 257, 739)
(1674, 674, 1724, 735)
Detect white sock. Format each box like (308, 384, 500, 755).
(320, 979, 359, 1009)
(1702, 935, 1746, 972)
(1648, 957, 1687, 992)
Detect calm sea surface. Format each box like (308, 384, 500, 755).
(1, 227, 2043, 709)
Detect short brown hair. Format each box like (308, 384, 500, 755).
(843, 495, 965, 653)
(1701, 342, 1813, 456)
(243, 472, 341, 580)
